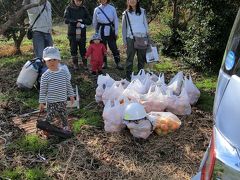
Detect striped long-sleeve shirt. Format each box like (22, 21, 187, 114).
(39, 68, 74, 104)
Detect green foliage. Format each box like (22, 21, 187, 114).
(195, 77, 217, 91)
(195, 74, 217, 112)
(196, 91, 214, 112)
(72, 109, 102, 133)
(181, 0, 240, 72)
(24, 167, 50, 180)
(153, 57, 178, 73)
(9, 134, 49, 153)
(1, 167, 23, 180)
(1, 167, 50, 180)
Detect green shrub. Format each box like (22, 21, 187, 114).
(181, 0, 239, 72)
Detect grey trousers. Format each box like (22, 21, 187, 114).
(125, 38, 147, 80)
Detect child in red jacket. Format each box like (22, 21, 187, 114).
(85, 33, 107, 75)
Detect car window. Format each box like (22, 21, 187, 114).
(222, 9, 240, 76)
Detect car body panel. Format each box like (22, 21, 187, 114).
(215, 75, 240, 149)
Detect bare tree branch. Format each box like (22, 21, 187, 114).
(0, 0, 46, 35)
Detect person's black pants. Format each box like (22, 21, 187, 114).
(69, 37, 86, 60)
(102, 36, 120, 65)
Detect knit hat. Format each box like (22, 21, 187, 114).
(43, 46, 61, 61)
(91, 33, 102, 41)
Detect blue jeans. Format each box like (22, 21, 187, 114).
(32, 31, 53, 58)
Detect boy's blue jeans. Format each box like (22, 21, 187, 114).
(32, 31, 53, 58)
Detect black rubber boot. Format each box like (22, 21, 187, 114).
(114, 55, 124, 70)
(82, 58, 88, 70)
(72, 56, 79, 70)
(102, 56, 108, 69)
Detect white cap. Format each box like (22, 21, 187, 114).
(43, 46, 61, 61)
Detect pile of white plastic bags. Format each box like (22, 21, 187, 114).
(96, 70, 200, 139)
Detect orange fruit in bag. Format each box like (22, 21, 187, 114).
(160, 124, 169, 131)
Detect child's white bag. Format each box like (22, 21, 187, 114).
(102, 100, 126, 132)
(183, 75, 200, 105)
(146, 45, 159, 63)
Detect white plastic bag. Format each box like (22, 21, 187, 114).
(95, 74, 115, 103)
(146, 45, 159, 63)
(124, 119, 153, 139)
(126, 79, 146, 94)
(147, 112, 181, 135)
(131, 69, 146, 82)
(102, 100, 126, 132)
(168, 71, 184, 96)
(102, 82, 125, 105)
(183, 75, 200, 105)
(140, 85, 167, 113)
(165, 87, 191, 115)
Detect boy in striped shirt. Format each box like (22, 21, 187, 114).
(39, 46, 75, 131)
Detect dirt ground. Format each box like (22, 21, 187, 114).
(0, 48, 213, 179)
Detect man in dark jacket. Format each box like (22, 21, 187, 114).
(64, 0, 92, 70)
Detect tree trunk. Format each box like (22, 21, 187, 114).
(12, 29, 27, 55)
(172, 0, 179, 31)
(0, 0, 46, 35)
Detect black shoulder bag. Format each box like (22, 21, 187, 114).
(27, 3, 46, 40)
(125, 11, 149, 49)
(98, 7, 115, 37)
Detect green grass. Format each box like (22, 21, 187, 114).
(24, 167, 50, 180)
(195, 75, 217, 112)
(195, 77, 217, 91)
(1, 167, 50, 180)
(8, 134, 49, 153)
(0, 55, 31, 68)
(154, 57, 178, 73)
(72, 108, 102, 134)
(196, 91, 215, 112)
(1, 167, 23, 180)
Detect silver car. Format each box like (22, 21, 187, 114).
(192, 8, 240, 180)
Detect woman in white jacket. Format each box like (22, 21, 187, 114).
(122, 0, 149, 80)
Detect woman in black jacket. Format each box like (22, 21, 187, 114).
(64, 0, 92, 70)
